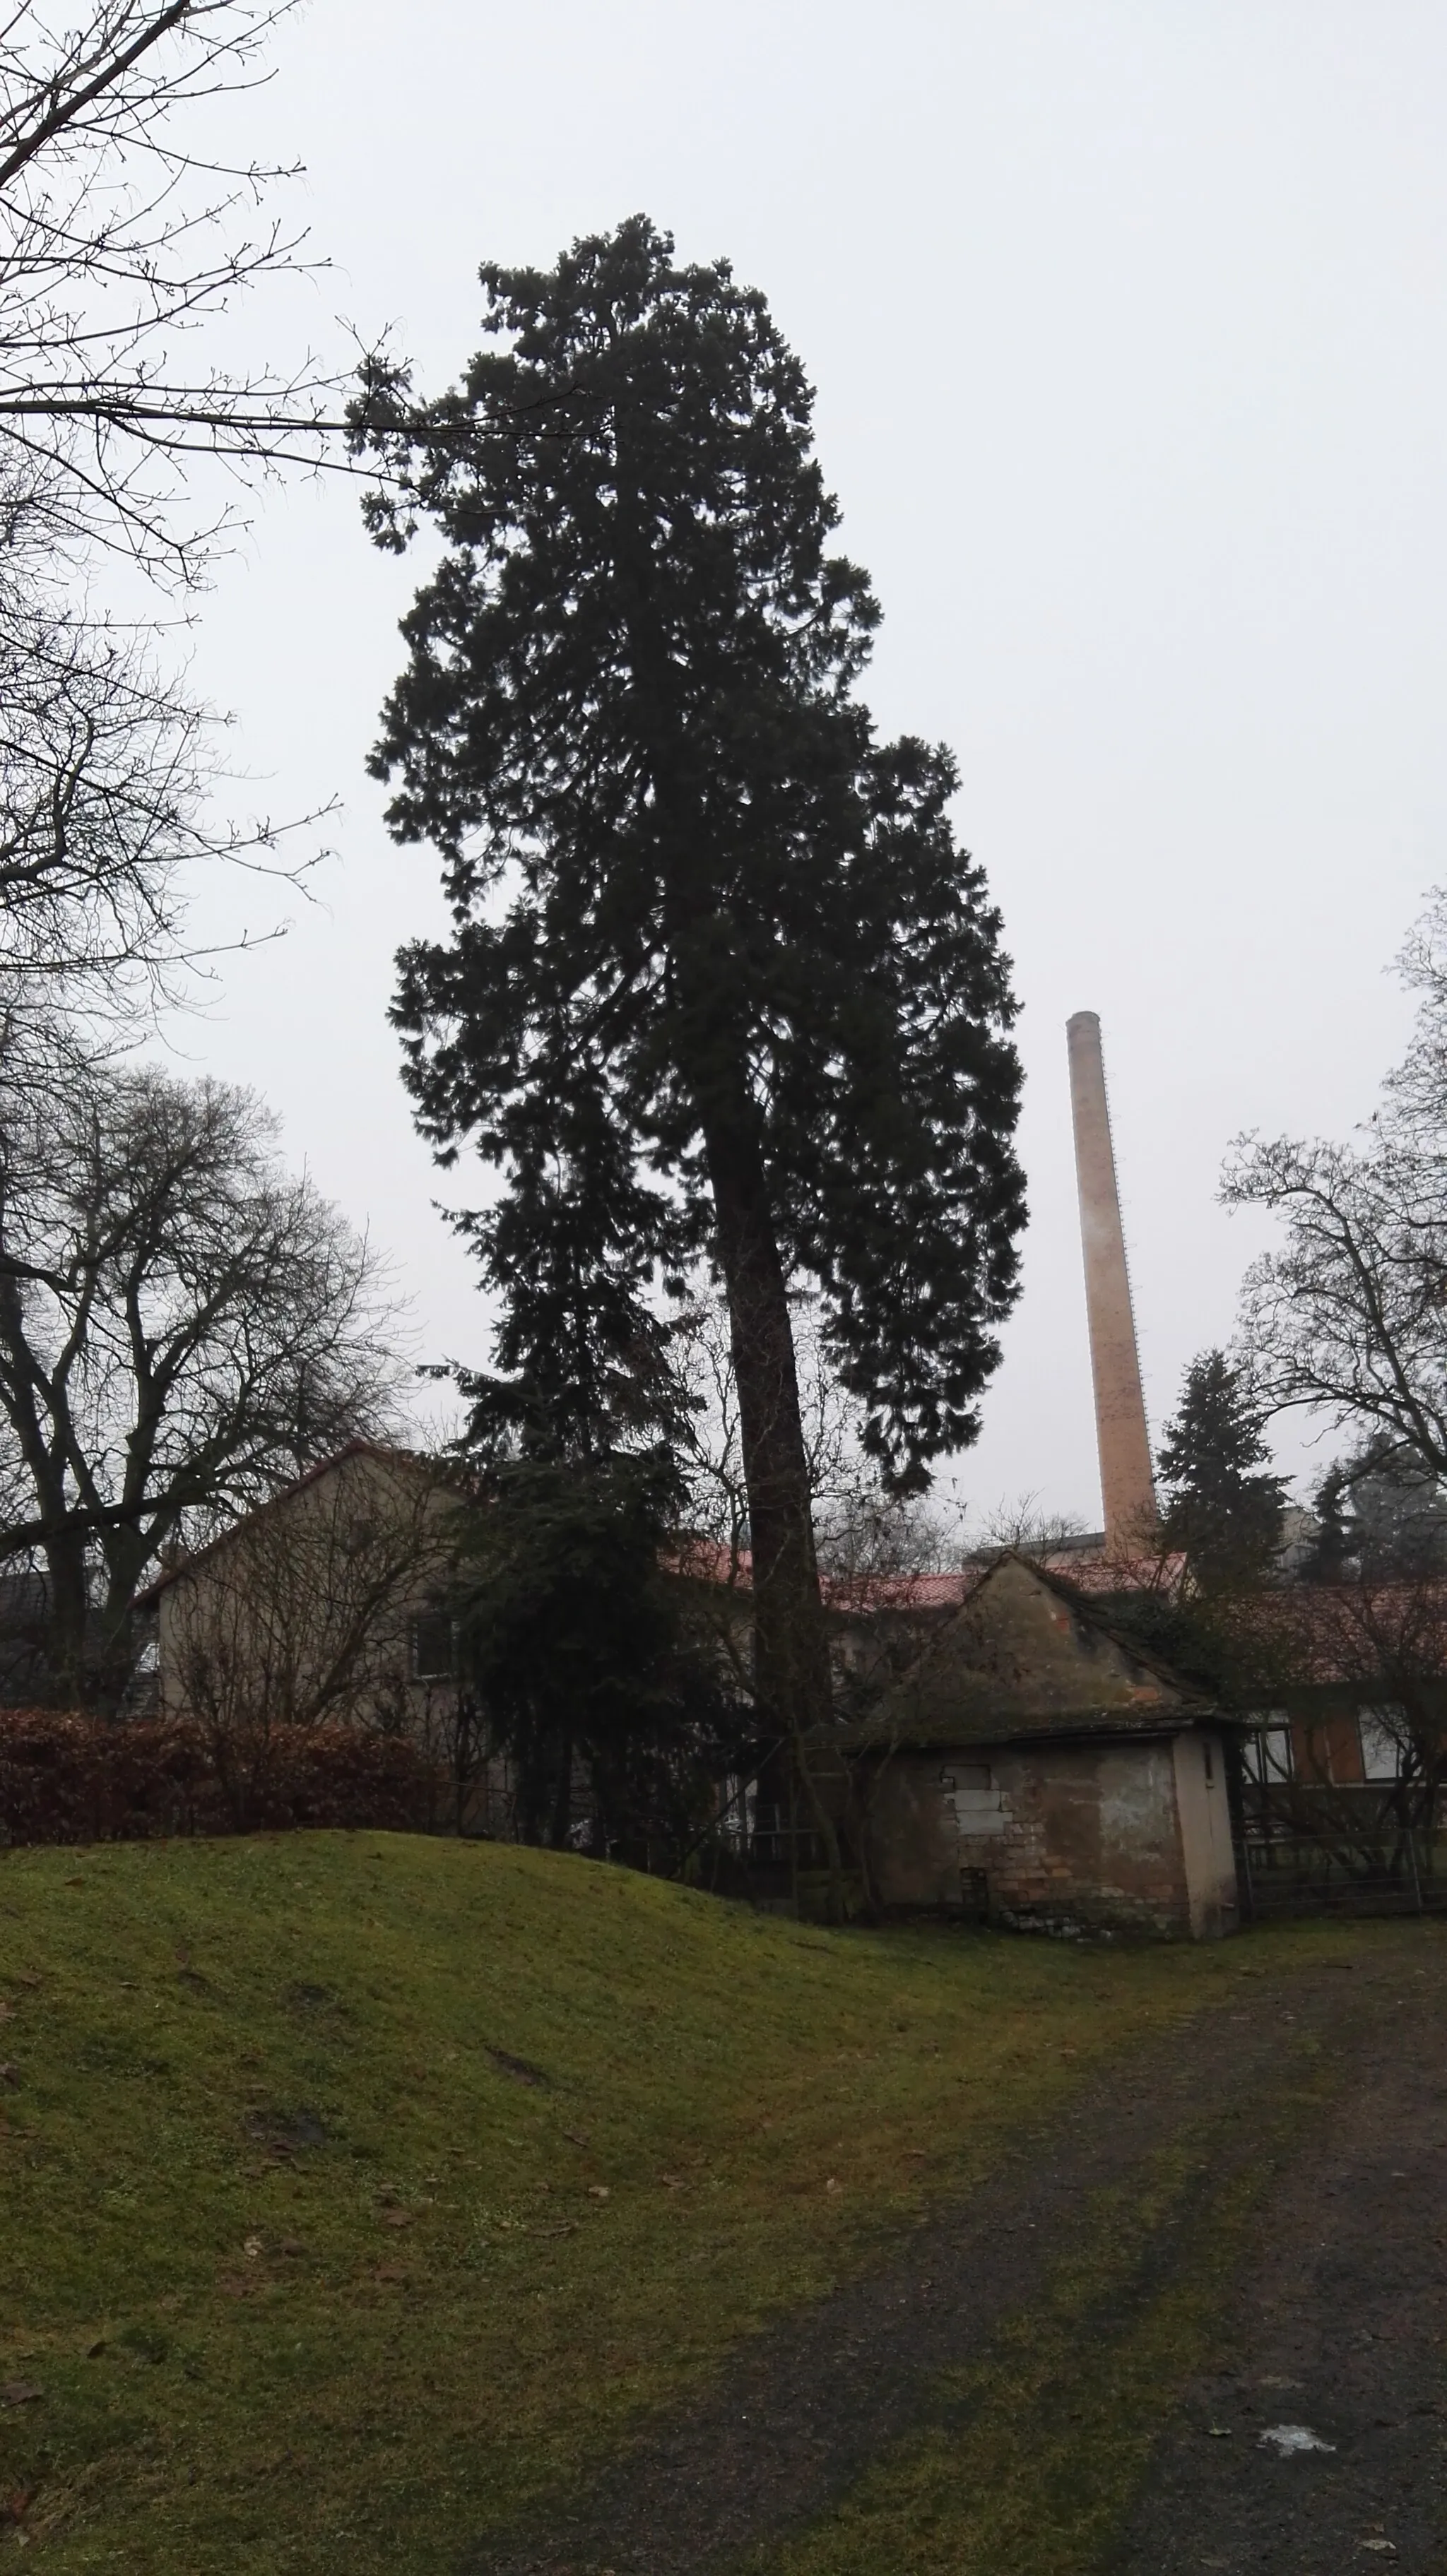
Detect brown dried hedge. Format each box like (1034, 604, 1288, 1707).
(0, 1709, 437, 1846)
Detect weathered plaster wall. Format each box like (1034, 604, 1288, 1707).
(1171, 1731, 1239, 1937)
(863, 1737, 1217, 1936)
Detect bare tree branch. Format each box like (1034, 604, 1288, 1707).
(0, 3, 384, 574)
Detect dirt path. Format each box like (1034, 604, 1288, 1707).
(460, 1942, 1447, 2576)
(1117, 1955, 1447, 2575)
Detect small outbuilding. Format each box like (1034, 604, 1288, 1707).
(837, 1553, 1241, 1939)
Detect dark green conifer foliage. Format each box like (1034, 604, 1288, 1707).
(1156, 1349, 1288, 1586)
(435, 1058, 740, 1856)
(1300, 1462, 1358, 1584)
(352, 217, 1025, 1750)
(444, 1046, 690, 1466)
(1316, 1441, 1447, 1580)
(454, 1449, 745, 1858)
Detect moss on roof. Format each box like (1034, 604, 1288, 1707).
(839, 1553, 1217, 1751)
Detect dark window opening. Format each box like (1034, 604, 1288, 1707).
(411, 1613, 455, 1681)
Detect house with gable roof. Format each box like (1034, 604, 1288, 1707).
(826, 1552, 1241, 1938)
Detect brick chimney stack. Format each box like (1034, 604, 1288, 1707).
(1065, 1011, 1157, 1548)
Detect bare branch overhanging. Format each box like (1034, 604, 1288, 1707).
(0, 2, 391, 577)
(1227, 889, 1447, 1485)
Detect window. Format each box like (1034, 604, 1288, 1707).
(1244, 1720, 1293, 1785)
(1359, 1709, 1403, 1783)
(411, 1613, 455, 1681)
(945, 1764, 1006, 1838)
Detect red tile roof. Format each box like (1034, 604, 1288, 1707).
(672, 1537, 1186, 1613)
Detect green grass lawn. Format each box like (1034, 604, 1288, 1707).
(0, 1832, 1362, 2570)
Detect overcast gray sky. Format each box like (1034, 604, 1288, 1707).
(171, 0, 1447, 1530)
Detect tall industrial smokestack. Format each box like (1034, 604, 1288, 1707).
(1065, 1012, 1157, 1548)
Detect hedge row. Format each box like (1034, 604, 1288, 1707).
(0, 1709, 437, 1846)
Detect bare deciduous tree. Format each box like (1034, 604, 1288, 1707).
(0, 580, 310, 1051)
(969, 1497, 1089, 1562)
(0, 1053, 406, 1694)
(0, 0, 364, 576)
(675, 1290, 956, 1607)
(0, 2, 343, 1074)
(1227, 889, 1447, 1485)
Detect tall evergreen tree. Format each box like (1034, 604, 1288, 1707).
(432, 1075, 749, 1863)
(443, 1039, 690, 1467)
(1321, 1440, 1447, 1579)
(1299, 1461, 1359, 1584)
(1156, 1349, 1288, 1586)
(454, 1447, 746, 1861)
(351, 217, 1025, 1753)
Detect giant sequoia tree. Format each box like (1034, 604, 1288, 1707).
(353, 218, 1025, 1749)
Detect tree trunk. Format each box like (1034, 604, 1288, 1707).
(702, 1106, 844, 1916)
(42, 1522, 90, 1704)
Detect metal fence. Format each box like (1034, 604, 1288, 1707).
(1238, 1782, 1447, 1918)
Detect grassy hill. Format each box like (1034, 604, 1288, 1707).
(0, 1832, 1324, 2570)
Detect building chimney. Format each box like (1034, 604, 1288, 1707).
(1065, 1011, 1157, 1548)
